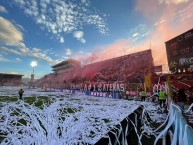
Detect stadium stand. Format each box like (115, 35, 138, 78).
(35, 49, 155, 89)
(0, 73, 23, 86)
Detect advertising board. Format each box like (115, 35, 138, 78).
(165, 28, 193, 71)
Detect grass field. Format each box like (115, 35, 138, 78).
(0, 86, 168, 145)
(0, 87, 144, 144)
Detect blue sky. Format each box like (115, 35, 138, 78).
(0, 0, 193, 78)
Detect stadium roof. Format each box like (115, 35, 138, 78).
(52, 59, 80, 68)
(0, 73, 24, 76)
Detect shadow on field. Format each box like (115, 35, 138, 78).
(95, 106, 164, 145)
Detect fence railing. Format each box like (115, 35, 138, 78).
(154, 102, 193, 145)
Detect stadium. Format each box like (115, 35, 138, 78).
(34, 28, 193, 142)
(35, 50, 155, 94)
(1, 0, 193, 144)
(1, 28, 193, 145)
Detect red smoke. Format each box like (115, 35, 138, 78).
(74, 1, 193, 68)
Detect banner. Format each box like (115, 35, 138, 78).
(68, 82, 125, 92)
(125, 90, 152, 97)
(90, 91, 120, 99)
(144, 73, 152, 90)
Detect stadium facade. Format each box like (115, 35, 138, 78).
(52, 59, 81, 74)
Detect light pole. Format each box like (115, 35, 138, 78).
(29, 61, 37, 88)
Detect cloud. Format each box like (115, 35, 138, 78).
(0, 17, 59, 65)
(65, 48, 72, 55)
(0, 46, 51, 64)
(0, 46, 21, 55)
(79, 50, 83, 54)
(0, 17, 24, 47)
(16, 58, 22, 62)
(0, 54, 9, 62)
(30, 52, 56, 64)
(62, 56, 69, 60)
(32, 48, 41, 53)
(59, 37, 64, 43)
(0, 5, 8, 13)
(0, 46, 59, 65)
(7, 72, 18, 74)
(13, 0, 108, 42)
(73, 31, 86, 43)
(132, 33, 139, 37)
(81, 0, 90, 6)
(154, 19, 167, 26)
(16, 23, 25, 32)
(128, 24, 149, 42)
(19, 47, 30, 54)
(158, 0, 189, 4)
(133, 0, 193, 65)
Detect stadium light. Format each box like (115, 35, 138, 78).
(29, 61, 37, 89)
(31, 61, 37, 74)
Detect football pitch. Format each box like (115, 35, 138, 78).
(0, 86, 167, 145)
(0, 87, 143, 144)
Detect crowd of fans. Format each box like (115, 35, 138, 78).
(35, 50, 155, 89)
(0, 74, 23, 86)
(34, 49, 193, 109)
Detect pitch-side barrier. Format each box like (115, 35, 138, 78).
(154, 102, 193, 145)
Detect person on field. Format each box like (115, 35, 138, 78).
(140, 89, 146, 101)
(159, 90, 167, 108)
(153, 90, 159, 102)
(18, 89, 24, 99)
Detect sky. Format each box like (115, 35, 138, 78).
(0, 0, 193, 79)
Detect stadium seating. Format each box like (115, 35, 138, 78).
(35, 50, 156, 89)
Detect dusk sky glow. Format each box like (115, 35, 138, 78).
(0, 0, 193, 78)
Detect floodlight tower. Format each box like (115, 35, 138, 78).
(29, 61, 37, 88)
(31, 61, 37, 74)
